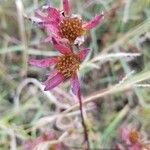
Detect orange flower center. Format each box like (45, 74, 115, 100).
(128, 129, 140, 144)
(60, 17, 85, 43)
(56, 54, 80, 78)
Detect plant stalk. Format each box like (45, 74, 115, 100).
(78, 94, 90, 150)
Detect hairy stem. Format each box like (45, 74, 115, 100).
(78, 95, 90, 150)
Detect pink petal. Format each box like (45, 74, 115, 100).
(43, 24, 61, 40)
(46, 24, 60, 35)
(77, 48, 90, 61)
(120, 127, 132, 145)
(46, 7, 61, 23)
(129, 144, 141, 150)
(44, 73, 64, 91)
(28, 57, 58, 68)
(43, 70, 58, 85)
(63, 0, 71, 16)
(52, 37, 72, 54)
(35, 9, 46, 20)
(83, 13, 104, 30)
(71, 73, 80, 98)
(35, 7, 61, 24)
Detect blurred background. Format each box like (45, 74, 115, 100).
(0, 0, 150, 149)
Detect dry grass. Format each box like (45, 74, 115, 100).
(0, 0, 150, 149)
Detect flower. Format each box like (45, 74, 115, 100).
(121, 128, 141, 150)
(120, 125, 148, 150)
(32, 0, 104, 45)
(23, 131, 69, 150)
(28, 38, 90, 97)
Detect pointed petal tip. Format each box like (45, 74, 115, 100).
(28, 59, 31, 64)
(44, 87, 48, 91)
(63, 0, 70, 16)
(83, 13, 104, 30)
(28, 57, 58, 68)
(84, 48, 90, 53)
(28, 59, 36, 66)
(28, 59, 36, 65)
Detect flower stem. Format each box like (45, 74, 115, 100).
(78, 95, 90, 150)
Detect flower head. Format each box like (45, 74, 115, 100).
(29, 38, 89, 97)
(32, 0, 104, 45)
(121, 127, 140, 145)
(120, 126, 146, 150)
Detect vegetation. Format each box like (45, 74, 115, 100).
(0, 0, 150, 149)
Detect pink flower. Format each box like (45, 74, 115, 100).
(28, 38, 90, 97)
(23, 131, 69, 150)
(119, 125, 150, 150)
(120, 126, 142, 150)
(32, 0, 104, 45)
